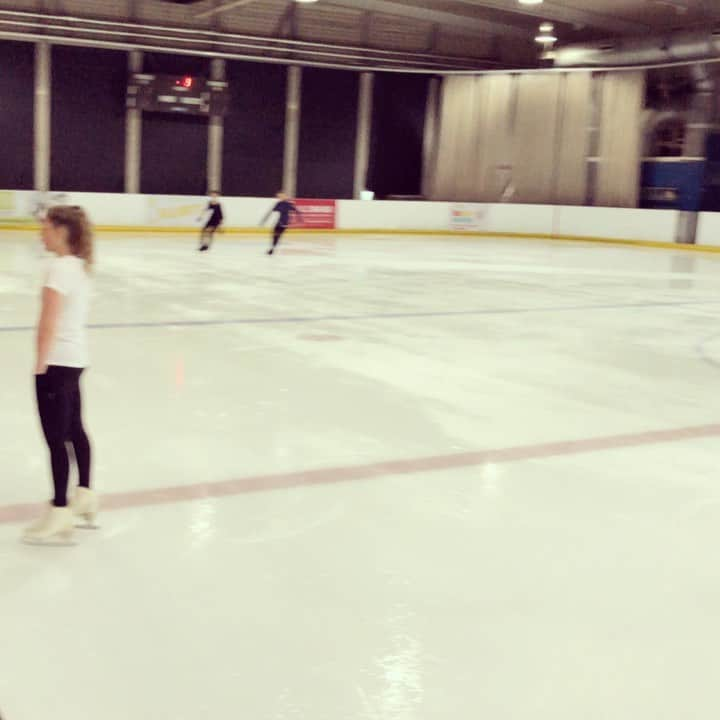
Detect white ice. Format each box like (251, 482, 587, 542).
(1, 231, 720, 720)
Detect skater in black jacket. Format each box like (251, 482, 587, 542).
(260, 192, 304, 255)
(198, 192, 224, 252)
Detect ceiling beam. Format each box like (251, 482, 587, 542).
(326, 0, 529, 38)
(451, 0, 650, 35)
(273, 2, 294, 37)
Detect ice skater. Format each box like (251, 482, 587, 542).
(198, 191, 224, 251)
(24, 205, 97, 545)
(259, 191, 304, 255)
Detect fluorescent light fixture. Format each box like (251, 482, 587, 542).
(535, 33, 557, 43)
(539, 22, 554, 32)
(519, 0, 543, 5)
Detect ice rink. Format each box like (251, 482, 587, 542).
(1, 230, 720, 720)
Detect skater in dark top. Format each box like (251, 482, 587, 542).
(198, 191, 224, 252)
(260, 192, 304, 255)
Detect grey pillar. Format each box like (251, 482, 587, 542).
(676, 65, 716, 245)
(421, 77, 441, 200)
(124, 50, 143, 194)
(353, 72, 374, 199)
(34, 42, 51, 192)
(676, 211, 699, 245)
(283, 66, 302, 197)
(207, 58, 225, 193)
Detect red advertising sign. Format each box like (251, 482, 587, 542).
(291, 199, 336, 229)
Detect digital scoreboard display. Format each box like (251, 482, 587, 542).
(127, 73, 229, 116)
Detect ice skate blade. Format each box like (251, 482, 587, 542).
(75, 521, 100, 530)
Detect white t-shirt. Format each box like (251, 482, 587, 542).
(44, 255, 90, 368)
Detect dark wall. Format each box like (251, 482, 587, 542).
(222, 61, 285, 197)
(0, 43, 427, 199)
(0, 41, 34, 189)
(141, 113, 208, 195)
(51, 46, 127, 192)
(367, 73, 429, 198)
(143, 53, 210, 76)
(140, 54, 211, 195)
(297, 68, 358, 199)
(700, 132, 720, 211)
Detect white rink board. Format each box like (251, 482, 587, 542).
(0, 189, 710, 247)
(49, 193, 275, 228)
(696, 213, 720, 247)
(483, 203, 555, 235)
(337, 200, 449, 230)
(553, 206, 679, 243)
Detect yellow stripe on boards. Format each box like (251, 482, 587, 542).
(2, 224, 720, 253)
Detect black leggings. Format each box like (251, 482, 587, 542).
(201, 222, 219, 246)
(272, 223, 288, 249)
(36, 366, 91, 507)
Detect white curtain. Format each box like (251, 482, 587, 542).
(476, 74, 514, 201)
(433, 77, 467, 201)
(429, 70, 643, 207)
(511, 74, 561, 204)
(453, 76, 483, 200)
(595, 71, 645, 208)
(553, 72, 592, 205)
(432, 75, 514, 201)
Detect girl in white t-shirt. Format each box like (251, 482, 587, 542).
(24, 206, 97, 545)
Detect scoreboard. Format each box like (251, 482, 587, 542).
(127, 73, 229, 116)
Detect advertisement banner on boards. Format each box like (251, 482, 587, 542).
(291, 199, 336, 229)
(0, 190, 60, 224)
(146, 196, 207, 227)
(449, 204, 488, 231)
(0, 190, 14, 218)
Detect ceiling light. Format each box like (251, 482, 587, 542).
(519, 0, 543, 5)
(294, 0, 318, 3)
(539, 22, 554, 33)
(535, 33, 557, 43)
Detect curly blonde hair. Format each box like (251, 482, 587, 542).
(46, 205, 94, 269)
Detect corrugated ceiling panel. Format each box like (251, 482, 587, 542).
(0, 0, 40, 10)
(136, 0, 210, 27)
(296, 5, 364, 46)
(434, 30, 492, 58)
(369, 13, 432, 52)
(220, 0, 287, 35)
(59, 0, 131, 20)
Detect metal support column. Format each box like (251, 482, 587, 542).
(283, 65, 302, 197)
(124, 50, 143, 194)
(207, 58, 225, 193)
(34, 41, 51, 192)
(353, 72, 374, 199)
